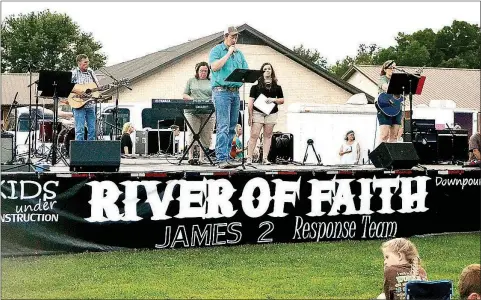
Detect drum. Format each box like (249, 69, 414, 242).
(57, 127, 88, 155)
(39, 121, 53, 142)
(39, 121, 63, 142)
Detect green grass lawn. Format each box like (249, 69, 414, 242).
(2, 233, 479, 299)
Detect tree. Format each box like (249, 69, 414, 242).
(1, 10, 107, 73)
(330, 43, 379, 77)
(292, 44, 328, 69)
(434, 20, 480, 68)
(373, 20, 480, 69)
(330, 20, 480, 78)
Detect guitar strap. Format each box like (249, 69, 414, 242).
(88, 69, 99, 87)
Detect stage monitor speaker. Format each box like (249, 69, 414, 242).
(369, 142, 419, 169)
(267, 132, 294, 163)
(1, 164, 33, 172)
(1, 132, 14, 164)
(70, 140, 121, 172)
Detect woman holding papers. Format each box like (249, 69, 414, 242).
(246, 63, 284, 165)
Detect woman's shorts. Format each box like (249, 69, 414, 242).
(377, 111, 402, 126)
(252, 111, 278, 125)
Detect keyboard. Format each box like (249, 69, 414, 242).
(152, 99, 244, 110)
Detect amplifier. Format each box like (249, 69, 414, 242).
(135, 129, 177, 155)
(267, 132, 294, 163)
(437, 130, 469, 162)
(1, 132, 14, 164)
(412, 132, 438, 164)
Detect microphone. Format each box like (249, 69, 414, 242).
(230, 45, 237, 58)
(392, 66, 405, 72)
(415, 65, 425, 75)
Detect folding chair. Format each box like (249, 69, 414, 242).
(405, 280, 453, 300)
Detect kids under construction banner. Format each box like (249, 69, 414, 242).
(1, 170, 480, 256)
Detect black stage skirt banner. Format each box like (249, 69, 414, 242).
(1, 170, 480, 255)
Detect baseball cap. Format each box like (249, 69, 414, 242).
(224, 26, 239, 36)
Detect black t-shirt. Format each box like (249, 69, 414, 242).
(121, 133, 133, 154)
(249, 83, 284, 114)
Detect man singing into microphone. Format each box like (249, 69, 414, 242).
(209, 26, 248, 169)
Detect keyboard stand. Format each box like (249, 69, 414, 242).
(177, 108, 216, 166)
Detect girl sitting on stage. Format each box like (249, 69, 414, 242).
(339, 130, 360, 164)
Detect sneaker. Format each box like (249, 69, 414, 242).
(228, 160, 241, 167)
(263, 159, 272, 165)
(245, 157, 253, 165)
(217, 161, 236, 169)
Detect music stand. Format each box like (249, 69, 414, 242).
(226, 68, 263, 169)
(38, 70, 75, 166)
(387, 72, 426, 142)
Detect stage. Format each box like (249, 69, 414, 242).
(2, 156, 478, 175)
(1, 157, 480, 256)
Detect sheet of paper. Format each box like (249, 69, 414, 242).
(253, 93, 275, 115)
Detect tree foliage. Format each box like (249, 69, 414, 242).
(330, 43, 379, 78)
(292, 44, 328, 69)
(1, 10, 107, 73)
(373, 21, 480, 69)
(320, 20, 480, 78)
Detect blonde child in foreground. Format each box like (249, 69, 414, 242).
(377, 238, 427, 300)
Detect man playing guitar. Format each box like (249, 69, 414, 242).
(376, 60, 404, 143)
(69, 54, 99, 141)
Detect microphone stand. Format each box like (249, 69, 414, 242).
(27, 79, 40, 154)
(99, 68, 132, 140)
(5, 92, 19, 162)
(393, 67, 422, 143)
(26, 63, 34, 165)
(444, 123, 457, 165)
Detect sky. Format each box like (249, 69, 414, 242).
(1, 2, 480, 67)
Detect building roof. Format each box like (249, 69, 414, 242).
(100, 24, 373, 102)
(342, 65, 480, 110)
(1, 73, 40, 106)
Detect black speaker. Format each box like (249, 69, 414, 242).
(1, 132, 14, 164)
(369, 142, 419, 169)
(267, 132, 294, 163)
(70, 141, 121, 172)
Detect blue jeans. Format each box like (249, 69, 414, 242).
(213, 89, 240, 162)
(72, 106, 96, 140)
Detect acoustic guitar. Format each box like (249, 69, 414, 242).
(375, 92, 404, 117)
(230, 138, 247, 159)
(66, 78, 129, 109)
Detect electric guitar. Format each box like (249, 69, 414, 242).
(66, 78, 130, 109)
(375, 92, 404, 117)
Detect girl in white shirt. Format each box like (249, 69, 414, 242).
(339, 130, 360, 164)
